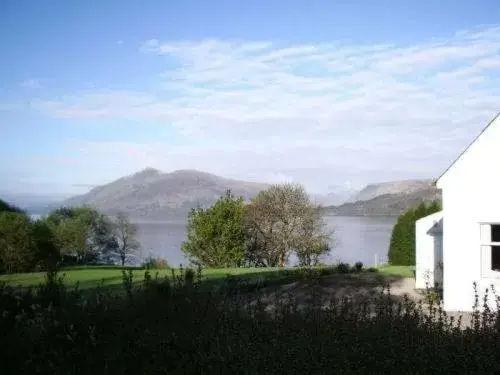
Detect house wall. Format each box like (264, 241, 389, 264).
(437, 115, 500, 311)
(415, 212, 443, 289)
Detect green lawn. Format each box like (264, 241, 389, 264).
(0, 265, 415, 291)
(377, 265, 415, 278)
(0, 266, 292, 290)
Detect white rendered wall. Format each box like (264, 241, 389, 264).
(415, 212, 443, 289)
(437, 114, 500, 311)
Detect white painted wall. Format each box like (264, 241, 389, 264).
(415, 212, 443, 289)
(437, 114, 500, 311)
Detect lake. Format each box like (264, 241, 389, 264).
(136, 215, 397, 267)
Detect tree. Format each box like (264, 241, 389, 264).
(0, 199, 25, 214)
(388, 200, 441, 265)
(244, 183, 332, 267)
(109, 213, 140, 266)
(0, 212, 36, 273)
(47, 206, 116, 264)
(295, 207, 331, 266)
(182, 190, 247, 268)
(53, 216, 91, 263)
(32, 219, 61, 271)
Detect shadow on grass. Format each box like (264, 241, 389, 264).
(3, 266, 417, 309)
(232, 271, 417, 312)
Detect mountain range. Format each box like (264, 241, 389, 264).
(3, 169, 441, 219)
(325, 179, 441, 216)
(59, 168, 269, 221)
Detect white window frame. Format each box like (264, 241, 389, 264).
(480, 223, 500, 278)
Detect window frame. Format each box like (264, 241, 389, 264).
(480, 223, 500, 278)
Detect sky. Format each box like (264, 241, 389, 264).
(1, 0, 500, 198)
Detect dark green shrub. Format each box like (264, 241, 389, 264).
(337, 262, 350, 273)
(388, 200, 441, 266)
(367, 267, 378, 272)
(354, 262, 363, 272)
(184, 267, 195, 284)
(4, 269, 500, 373)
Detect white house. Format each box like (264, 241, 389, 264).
(416, 112, 500, 312)
(415, 211, 443, 289)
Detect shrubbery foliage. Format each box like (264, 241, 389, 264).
(388, 201, 441, 265)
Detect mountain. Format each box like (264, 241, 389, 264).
(312, 190, 358, 206)
(60, 168, 270, 220)
(351, 179, 435, 202)
(326, 179, 441, 217)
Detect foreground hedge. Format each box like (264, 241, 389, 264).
(2, 269, 500, 373)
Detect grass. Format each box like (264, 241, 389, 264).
(0, 264, 416, 291)
(0, 266, 279, 289)
(377, 264, 415, 278)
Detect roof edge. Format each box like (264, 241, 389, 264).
(436, 111, 500, 185)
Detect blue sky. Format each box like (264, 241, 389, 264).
(1, 0, 500, 198)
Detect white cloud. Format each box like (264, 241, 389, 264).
(29, 26, 500, 193)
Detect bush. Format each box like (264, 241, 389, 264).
(4, 269, 500, 373)
(388, 201, 441, 266)
(354, 261, 363, 272)
(337, 262, 350, 274)
(367, 267, 378, 273)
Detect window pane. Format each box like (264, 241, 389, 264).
(492, 225, 500, 243)
(491, 246, 500, 271)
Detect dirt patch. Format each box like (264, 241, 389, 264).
(238, 273, 423, 310)
(238, 273, 476, 328)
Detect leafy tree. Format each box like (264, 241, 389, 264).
(32, 219, 61, 271)
(182, 190, 247, 268)
(0, 212, 35, 273)
(53, 215, 91, 263)
(109, 212, 140, 266)
(244, 183, 332, 267)
(47, 206, 116, 264)
(0, 199, 25, 214)
(388, 200, 441, 266)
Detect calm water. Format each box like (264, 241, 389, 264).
(136, 216, 397, 267)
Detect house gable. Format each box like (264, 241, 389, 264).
(436, 112, 500, 189)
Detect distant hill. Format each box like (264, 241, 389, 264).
(326, 180, 441, 217)
(351, 179, 435, 202)
(311, 190, 358, 206)
(60, 168, 270, 221)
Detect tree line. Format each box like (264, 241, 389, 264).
(1, 182, 332, 273)
(181, 183, 333, 268)
(0, 201, 139, 274)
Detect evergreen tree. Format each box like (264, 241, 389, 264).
(388, 201, 441, 266)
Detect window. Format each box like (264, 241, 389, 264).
(480, 224, 500, 277)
